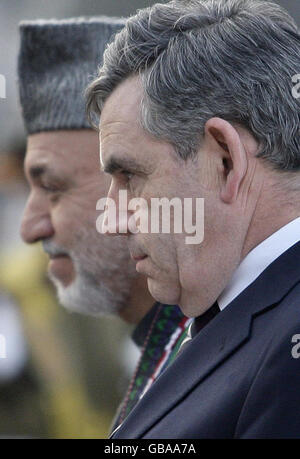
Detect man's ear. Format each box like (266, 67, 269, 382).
(204, 117, 248, 204)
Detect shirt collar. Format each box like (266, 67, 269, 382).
(218, 217, 300, 311)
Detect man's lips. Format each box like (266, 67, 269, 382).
(47, 253, 69, 260)
(131, 253, 147, 262)
(47, 254, 74, 286)
(43, 248, 69, 260)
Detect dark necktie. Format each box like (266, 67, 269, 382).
(176, 301, 220, 356)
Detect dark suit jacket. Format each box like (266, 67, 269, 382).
(112, 241, 300, 438)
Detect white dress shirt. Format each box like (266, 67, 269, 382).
(218, 217, 300, 311)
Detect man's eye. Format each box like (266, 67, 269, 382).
(121, 170, 133, 180)
(41, 183, 59, 193)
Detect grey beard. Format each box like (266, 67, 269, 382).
(43, 229, 137, 317)
(48, 266, 125, 317)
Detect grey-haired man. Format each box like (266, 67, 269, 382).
(87, 0, 300, 438)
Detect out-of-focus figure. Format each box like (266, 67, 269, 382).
(0, 147, 131, 438)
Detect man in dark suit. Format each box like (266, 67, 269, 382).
(86, 0, 300, 438)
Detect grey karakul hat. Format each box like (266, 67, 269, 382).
(18, 16, 125, 134)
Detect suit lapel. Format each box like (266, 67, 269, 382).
(114, 241, 300, 438)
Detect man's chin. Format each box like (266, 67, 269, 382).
(56, 283, 92, 316)
(147, 277, 179, 306)
(48, 269, 122, 317)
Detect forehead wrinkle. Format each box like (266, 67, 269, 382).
(100, 120, 131, 132)
(100, 119, 136, 147)
(100, 119, 136, 142)
(26, 146, 65, 159)
(100, 131, 125, 145)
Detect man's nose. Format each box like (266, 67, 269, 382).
(20, 195, 54, 244)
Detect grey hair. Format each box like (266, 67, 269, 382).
(86, 0, 300, 171)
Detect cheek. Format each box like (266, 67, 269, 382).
(56, 191, 100, 223)
(150, 233, 179, 275)
(173, 234, 199, 284)
(50, 202, 84, 248)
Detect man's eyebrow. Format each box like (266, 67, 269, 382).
(28, 164, 62, 182)
(28, 165, 47, 179)
(102, 155, 149, 175)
